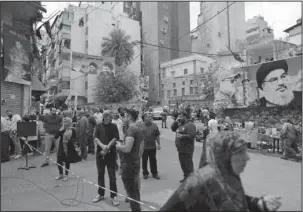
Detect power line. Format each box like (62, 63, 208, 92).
(178, 2, 237, 41)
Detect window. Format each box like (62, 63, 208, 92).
(173, 89, 177, 96)
(162, 84, 164, 88)
(162, 69, 166, 78)
(184, 69, 188, 75)
(182, 88, 185, 96)
(167, 90, 170, 97)
(85, 26, 88, 35)
(218, 32, 221, 38)
(171, 70, 175, 76)
(190, 80, 193, 85)
(182, 81, 185, 85)
(86, 14, 88, 22)
(195, 87, 198, 94)
(85, 81, 88, 89)
(207, 43, 210, 48)
(190, 87, 193, 94)
(85, 40, 88, 50)
(62, 81, 70, 89)
(200, 67, 204, 73)
(173, 83, 176, 87)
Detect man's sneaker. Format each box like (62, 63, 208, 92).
(10, 154, 16, 158)
(63, 176, 68, 181)
(153, 175, 160, 180)
(92, 194, 104, 203)
(143, 175, 148, 180)
(28, 152, 34, 156)
(14, 154, 22, 159)
(41, 162, 49, 168)
(111, 197, 120, 206)
(55, 175, 64, 180)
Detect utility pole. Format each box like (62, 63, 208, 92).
(226, 1, 231, 49)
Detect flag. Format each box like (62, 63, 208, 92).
(44, 21, 52, 39)
(226, 45, 244, 63)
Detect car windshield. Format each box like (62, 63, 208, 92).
(153, 108, 163, 113)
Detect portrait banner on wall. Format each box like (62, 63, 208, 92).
(246, 56, 302, 107)
(71, 52, 115, 76)
(213, 66, 245, 108)
(3, 24, 32, 85)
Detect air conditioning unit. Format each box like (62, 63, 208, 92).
(164, 16, 169, 23)
(162, 27, 167, 34)
(160, 40, 164, 45)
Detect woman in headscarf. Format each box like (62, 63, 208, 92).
(54, 117, 82, 181)
(160, 131, 282, 211)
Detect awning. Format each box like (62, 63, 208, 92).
(31, 76, 46, 92)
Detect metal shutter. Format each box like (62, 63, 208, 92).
(1, 82, 23, 116)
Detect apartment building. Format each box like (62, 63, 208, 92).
(284, 18, 302, 45)
(43, 3, 141, 106)
(160, 54, 214, 106)
(141, 2, 191, 105)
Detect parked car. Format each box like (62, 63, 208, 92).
(152, 107, 163, 120)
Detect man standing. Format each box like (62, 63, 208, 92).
(85, 113, 97, 155)
(161, 109, 167, 129)
(116, 109, 144, 211)
(93, 108, 103, 124)
(6, 110, 22, 159)
(1, 116, 11, 162)
(142, 113, 161, 180)
(75, 112, 89, 160)
(171, 110, 196, 183)
(41, 108, 62, 167)
(93, 112, 120, 206)
(112, 112, 125, 171)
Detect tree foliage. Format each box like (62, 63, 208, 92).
(94, 67, 138, 103)
(101, 28, 136, 67)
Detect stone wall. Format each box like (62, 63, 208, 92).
(223, 105, 302, 128)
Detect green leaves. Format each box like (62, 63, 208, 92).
(94, 67, 138, 103)
(101, 28, 135, 67)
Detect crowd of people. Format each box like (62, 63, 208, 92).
(1, 104, 301, 211)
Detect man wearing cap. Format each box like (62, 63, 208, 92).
(93, 111, 120, 206)
(256, 59, 302, 107)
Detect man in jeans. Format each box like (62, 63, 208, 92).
(93, 112, 120, 206)
(6, 110, 22, 159)
(142, 113, 161, 180)
(171, 110, 196, 183)
(41, 108, 62, 167)
(1, 116, 11, 162)
(85, 113, 96, 155)
(116, 109, 144, 211)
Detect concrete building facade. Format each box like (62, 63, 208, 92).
(284, 18, 302, 45)
(141, 2, 191, 105)
(43, 3, 141, 106)
(160, 54, 214, 106)
(196, 2, 246, 55)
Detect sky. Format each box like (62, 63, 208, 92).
(42, 2, 302, 39)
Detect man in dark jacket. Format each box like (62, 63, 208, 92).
(41, 107, 62, 167)
(85, 113, 97, 155)
(171, 110, 196, 183)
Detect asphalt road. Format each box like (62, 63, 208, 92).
(1, 117, 302, 211)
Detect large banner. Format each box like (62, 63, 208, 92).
(87, 74, 98, 103)
(71, 52, 115, 76)
(246, 56, 302, 107)
(213, 66, 245, 108)
(139, 75, 149, 102)
(3, 24, 32, 85)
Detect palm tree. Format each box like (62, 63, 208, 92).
(101, 28, 136, 67)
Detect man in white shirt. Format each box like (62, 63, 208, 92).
(112, 112, 125, 171)
(6, 110, 22, 159)
(208, 114, 219, 134)
(93, 108, 103, 124)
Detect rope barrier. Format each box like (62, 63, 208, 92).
(22, 142, 159, 211)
